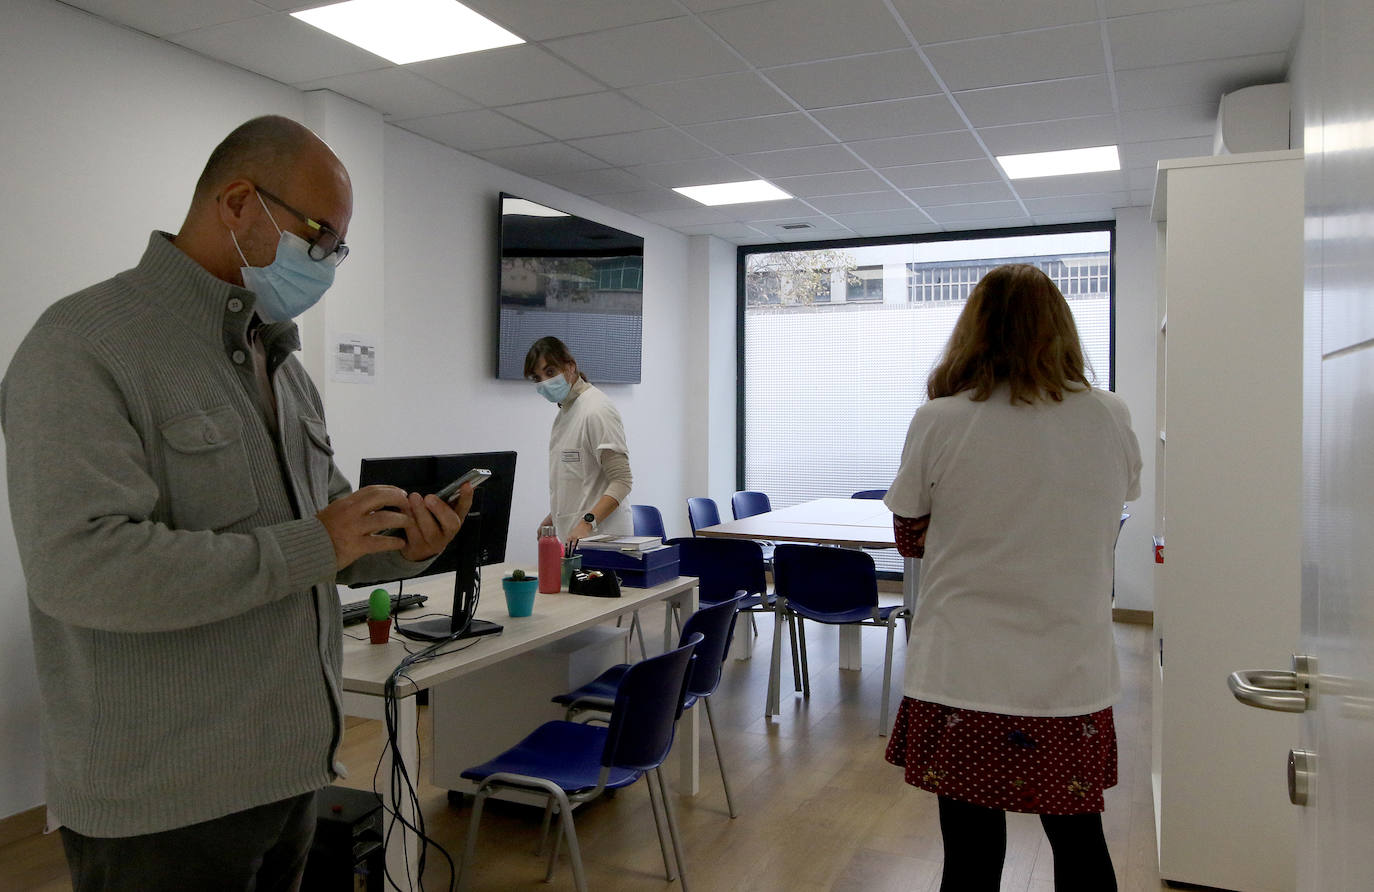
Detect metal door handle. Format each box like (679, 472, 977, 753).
(1227, 669, 1309, 712)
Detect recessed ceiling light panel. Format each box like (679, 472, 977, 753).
(673, 180, 792, 206)
(996, 145, 1121, 180)
(292, 0, 524, 65)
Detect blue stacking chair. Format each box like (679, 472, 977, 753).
(770, 544, 911, 736)
(851, 489, 888, 500)
(458, 634, 703, 892)
(554, 596, 745, 818)
(632, 503, 668, 540)
(686, 497, 721, 534)
(730, 490, 772, 519)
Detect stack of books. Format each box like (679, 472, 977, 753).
(575, 534, 665, 553)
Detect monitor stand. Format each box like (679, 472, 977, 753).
(393, 519, 503, 642)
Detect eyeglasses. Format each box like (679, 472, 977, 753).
(254, 185, 349, 266)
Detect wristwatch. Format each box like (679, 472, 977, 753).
(582, 512, 598, 531)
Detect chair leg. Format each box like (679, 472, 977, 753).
(880, 619, 896, 737)
(536, 795, 555, 856)
(749, 612, 759, 636)
(766, 601, 784, 717)
(458, 787, 490, 892)
(797, 618, 811, 699)
(787, 613, 802, 692)
(552, 788, 587, 892)
(631, 610, 649, 659)
(644, 766, 677, 881)
(703, 697, 737, 818)
(655, 767, 691, 892)
(543, 808, 563, 882)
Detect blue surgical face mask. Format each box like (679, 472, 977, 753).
(536, 374, 571, 404)
(230, 194, 335, 322)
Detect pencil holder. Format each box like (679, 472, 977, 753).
(560, 554, 582, 589)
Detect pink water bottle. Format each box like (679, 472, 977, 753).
(537, 524, 562, 593)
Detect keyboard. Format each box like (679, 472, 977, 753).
(340, 593, 428, 626)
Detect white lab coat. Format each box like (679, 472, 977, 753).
(547, 382, 632, 541)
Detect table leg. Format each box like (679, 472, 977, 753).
(839, 626, 862, 670)
(671, 586, 699, 796)
(342, 691, 419, 885)
(766, 601, 783, 716)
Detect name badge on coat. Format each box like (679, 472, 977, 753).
(561, 450, 580, 462)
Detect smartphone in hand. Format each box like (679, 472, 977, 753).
(435, 467, 491, 503)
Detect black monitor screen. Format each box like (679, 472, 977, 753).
(353, 451, 517, 585)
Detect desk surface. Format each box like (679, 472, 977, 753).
(695, 497, 895, 548)
(341, 562, 697, 698)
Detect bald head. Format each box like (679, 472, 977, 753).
(175, 115, 352, 286)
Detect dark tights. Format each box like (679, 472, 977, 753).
(937, 796, 1117, 892)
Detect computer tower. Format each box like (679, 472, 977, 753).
(302, 785, 384, 892)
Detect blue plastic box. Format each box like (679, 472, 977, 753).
(576, 544, 680, 588)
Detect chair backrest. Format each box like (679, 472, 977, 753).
(666, 537, 767, 605)
(851, 489, 888, 500)
(731, 490, 772, 520)
(772, 543, 878, 614)
(632, 504, 667, 540)
(678, 595, 744, 700)
(602, 633, 702, 772)
(686, 497, 721, 534)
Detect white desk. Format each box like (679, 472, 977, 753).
(340, 563, 698, 882)
(696, 498, 918, 711)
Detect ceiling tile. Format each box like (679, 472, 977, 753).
(170, 13, 387, 84)
(1119, 134, 1215, 167)
(700, 0, 911, 68)
(471, 142, 610, 176)
(1010, 170, 1130, 199)
(1107, 0, 1303, 71)
(1119, 102, 1218, 143)
(1126, 167, 1158, 191)
(772, 170, 891, 197)
(683, 113, 835, 155)
(568, 129, 718, 167)
(905, 180, 1016, 206)
(296, 69, 477, 120)
(673, 222, 773, 242)
(880, 158, 1003, 188)
(460, 0, 683, 42)
(764, 49, 941, 110)
(1114, 53, 1288, 110)
(726, 198, 824, 222)
(1023, 193, 1130, 216)
(812, 95, 965, 141)
(827, 208, 939, 232)
(1104, 0, 1223, 14)
(630, 157, 759, 189)
(954, 76, 1114, 128)
(535, 167, 652, 196)
(977, 115, 1119, 155)
(65, 0, 274, 37)
(848, 130, 985, 167)
(595, 187, 702, 214)
(889, 0, 1098, 44)
(545, 17, 747, 87)
(623, 73, 794, 125)
(638, 207, 739, 227)
(407, 45, 603, 107)
(500, 92, 666, 140)
(924, 201, 1031, 224)
(751, 216, 854, 237)
(731, 144, 867, 178)
(807, 191, 913, 214)
(922, 24, 1107, 92)
(396, 109, 549, 153)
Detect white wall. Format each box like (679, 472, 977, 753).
(1113, 206, 1161, 613)
(0, 0, 700, 822)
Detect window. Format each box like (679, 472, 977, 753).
(739, 226, 1114, 573)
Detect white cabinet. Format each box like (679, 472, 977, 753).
(1150, 150, 1303, 891)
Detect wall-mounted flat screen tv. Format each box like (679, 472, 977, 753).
(496, 193, 643, 384)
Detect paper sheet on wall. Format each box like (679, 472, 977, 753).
(330, 332, 378, 384)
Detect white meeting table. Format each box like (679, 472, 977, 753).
(695, 498, 919, 711)
(340, 562, 698, 883)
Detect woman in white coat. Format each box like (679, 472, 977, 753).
(524, 336, 633, 544)
(884, 264, 1141, 891)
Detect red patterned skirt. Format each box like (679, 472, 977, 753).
(885, 697, 1118, 815)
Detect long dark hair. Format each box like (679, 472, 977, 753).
(927, 263, 1091, 405)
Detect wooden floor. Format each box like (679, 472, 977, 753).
(0, 607, 1168, 891)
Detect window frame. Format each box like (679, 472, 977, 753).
(734, 221, 1117, 492)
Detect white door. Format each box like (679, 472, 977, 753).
(1244, 0, 1374, 887)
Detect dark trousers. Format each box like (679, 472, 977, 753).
(60, 791, 317, 892)
(937, 795, 1117, 892)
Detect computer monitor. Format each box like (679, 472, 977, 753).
(355, 451, 518, 642)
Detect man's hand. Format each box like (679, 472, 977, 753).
(317, 485, 414, 570)
(398, 484, 471, 562)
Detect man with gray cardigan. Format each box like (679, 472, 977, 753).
(1, 116, 469, 891)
